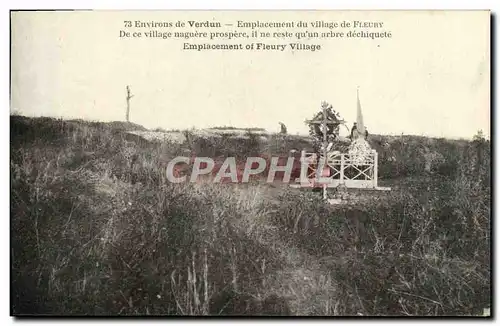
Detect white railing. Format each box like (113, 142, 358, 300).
(299, 150, 378, 189)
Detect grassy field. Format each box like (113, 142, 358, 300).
(10, 115, 490, 316)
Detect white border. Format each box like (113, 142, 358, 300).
(2, 1, 497, 325)
(1, 0, 499, 10)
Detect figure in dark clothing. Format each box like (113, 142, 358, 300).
(350, 122, 358, 140)
(365, 128, 369, 140)
(279, 122, 287, 135)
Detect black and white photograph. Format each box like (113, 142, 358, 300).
(9, 9, 491, 317)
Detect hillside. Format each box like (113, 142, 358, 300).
(10, 116, 491, 316)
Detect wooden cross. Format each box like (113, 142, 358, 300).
(305, 103, 344, 199)
(126, 85, 134, 122)
(306, 110, 344, 148)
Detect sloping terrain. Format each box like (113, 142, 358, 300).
(10, 116, 490, 316)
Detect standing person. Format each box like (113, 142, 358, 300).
(279, 122, 287, 135)
(350, 122, 358, 140)
(364, 127, 369, 140)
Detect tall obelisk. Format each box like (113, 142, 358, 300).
(356, 87, 365, 137)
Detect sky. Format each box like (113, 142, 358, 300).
(10, 10, 490, 139)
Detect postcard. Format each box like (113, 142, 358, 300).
(10, 10, 491, 317)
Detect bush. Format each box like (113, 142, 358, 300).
(267, 159, 490, 315)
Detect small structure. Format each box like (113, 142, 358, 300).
(292, 88, 390, 199)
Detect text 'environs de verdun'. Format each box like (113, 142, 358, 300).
(131, 20, 385, 29)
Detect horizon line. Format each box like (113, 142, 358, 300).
(9, 113, 488, 142)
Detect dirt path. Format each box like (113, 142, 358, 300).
(232, 185, 340, 316)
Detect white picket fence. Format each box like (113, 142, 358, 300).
(298, 150, 379, 189)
